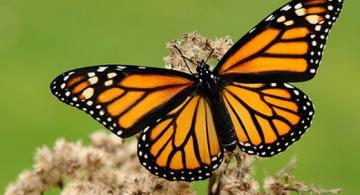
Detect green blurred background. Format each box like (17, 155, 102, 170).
(0, 0, 358, 194)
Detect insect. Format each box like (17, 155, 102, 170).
(50, 0, 343, 181)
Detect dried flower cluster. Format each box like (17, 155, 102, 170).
(163, 31, 233, 72)
(5, 132, 194, 195)
(5, 130, 341, 195)
(6, 32, 341, 195)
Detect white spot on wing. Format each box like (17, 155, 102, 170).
(97, 66, 108, 72)
(107, 72, 117, 78)
(281, 4, 291, 11)
(295, 8, 306, 16)
(284, 20, 294, 26)
(117, 66, 126, 70)
(82, 88, 94, 99)
(277, 16, 286, 23)
(105, 80, 113, 86)
(88, 72, 96, 77)
(88, 76, 98, 85)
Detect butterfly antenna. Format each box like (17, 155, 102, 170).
(173, 45, 195, 74)
(205, 48, 215, 64)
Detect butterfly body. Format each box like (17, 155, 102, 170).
(51, 0, 343, 182)
(194, 63, 238, 151)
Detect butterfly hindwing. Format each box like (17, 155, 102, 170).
(138, 95, 223, 181)
(222, 82, 314, 156)
(214, 0, 344, 82)
(50, 65, 195, 138)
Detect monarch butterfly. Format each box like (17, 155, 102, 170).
(50, 0, 343, 181)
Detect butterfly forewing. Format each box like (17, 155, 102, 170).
(222, 82, 314, 156)
(138, 95, 223, 181)
(214, 0, 344, 82)
(50, 65, 195, 138)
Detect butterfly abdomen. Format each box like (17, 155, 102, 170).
(207, 93, 237, 152)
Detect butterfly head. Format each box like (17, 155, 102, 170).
(196, 61, 210, 74)
(196, 62, 216, 81)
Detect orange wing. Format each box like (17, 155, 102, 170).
(50, 65, 194, 138)
(222, 82, 314, 156)
(214, 0, 343, 82)
(138, 95, 223, 181)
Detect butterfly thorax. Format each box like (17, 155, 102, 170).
(195, 63, 219, 96)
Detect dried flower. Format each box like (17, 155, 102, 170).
(263, 157, 341, 195)
(5, 131, 195, 195)
(4, 129, 341, 195)
(5, 171, 44, 195)
(208, 151, 260, 195)
(123, 173, 194, 195)
(163, 32, 233, 73)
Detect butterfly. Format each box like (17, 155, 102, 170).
(50, 0, 343, 181)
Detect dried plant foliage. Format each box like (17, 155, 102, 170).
(6, 33, 341, 195)
(262, 157, 341, 195)
(5, 132, 194, 195)
(4, 131, 341, 195)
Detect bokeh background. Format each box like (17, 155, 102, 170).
(0, 0, 358, 194)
